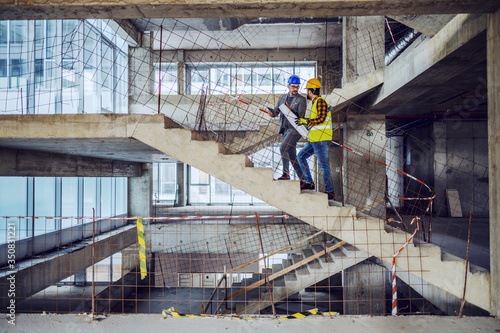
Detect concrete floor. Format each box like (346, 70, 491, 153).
(16, 285, 107, 313)
(2, 313, 499, 333)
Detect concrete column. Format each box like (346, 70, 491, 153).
(74, 271, 87, 286)
(129, 44, 154, 111)
(342, 16, 385, 86)
(344, 114, 386, 218)
(176, 162, 186, 206)
(177, 50, 185, 95)
(127, 163, 152, 218)
(343, 260, 387, 315)
(487, 8, 500, 318)
(433, 122, 448, 216)
(125, 163, 153, 281)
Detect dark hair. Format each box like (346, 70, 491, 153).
(308, 88, 320, 96)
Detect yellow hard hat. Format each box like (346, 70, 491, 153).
(306, 78, 322, 89)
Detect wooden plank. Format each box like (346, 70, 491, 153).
(446, 189, 463, 217)
(226, 231, 323, 275)
(225, 241, 347, 301)
(205, 230, 323, 313)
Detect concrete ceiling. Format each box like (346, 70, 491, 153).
(370, 32, 487, 119)
(0, 138, 178, 163)
(146, 18, 343, 50)
(1, 0, 500, 20)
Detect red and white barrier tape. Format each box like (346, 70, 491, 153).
(203, 87, 271, 115)
(330, 139, 434, 316)
(391, 216, 420, 316)
(0, 214, 289, 221)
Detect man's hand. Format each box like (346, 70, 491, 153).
(295, 117, 308, 126)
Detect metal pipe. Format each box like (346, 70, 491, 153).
(385, 29, 420, 66)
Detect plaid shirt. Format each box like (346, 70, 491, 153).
(307, 96, 328, 126)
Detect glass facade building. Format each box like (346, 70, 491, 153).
(0, 19, 130, 283)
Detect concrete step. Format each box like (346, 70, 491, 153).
(292, 256, 310, 275)
(312, 244, 335, 263)
(272, 263, 283, 274)
(273, 275, 286, 287)
(302, 248, 322, 269)
(282, 259, 298, 282)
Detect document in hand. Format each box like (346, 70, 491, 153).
(279, 103, 309, 139)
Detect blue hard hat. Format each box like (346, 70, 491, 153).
(287, 75, 301, 85)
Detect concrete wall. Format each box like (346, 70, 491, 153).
(343, 259, 388, 315)
(0, 148, 141, 177)
(149, 223, 320, 255)
(344, 114, 387, 218)
(342, 16, 385, 86)
(154, 253, 259, 287)
(406, 121, 489, 217)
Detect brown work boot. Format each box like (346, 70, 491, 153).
(277, 173, 290, 180)
(300, 181, 315, 190)
(326, 192, 336, 200)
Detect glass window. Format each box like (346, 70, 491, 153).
(253, 66, 273, 95)
(115, 177, 127, 215)
(84, 177, 97, 222)
(61, 178, 78, 228)
(101, 177, 112, 217)
(62, 20, 80, 114)
(34, 177, 57, 235)
(45, 20, 58, 59)
(0, 177, 29, 241)
(0, 177, 28, 217)
(153, 163, 178, 203)
(0, 21, 7, 44)
(115, 51, 128, 113)
(101, 40, 114, 113)
(84, 28, 99, 114)
(187, 65, 209, 95)
(186, 62, 316, 95)
(234, 65, 253, 94)
(154, 62, 178, 95)
(188, 166, 266, 205)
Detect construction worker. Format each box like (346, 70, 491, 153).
(295, 78, 336, 200)
(268, 75, 307, 181)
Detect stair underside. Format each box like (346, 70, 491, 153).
(230, 244, 370, 314)
(0, 114, 490, 312)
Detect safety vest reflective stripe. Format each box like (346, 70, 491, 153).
(308, 97, 333, 142)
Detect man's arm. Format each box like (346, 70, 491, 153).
(270, 95, 285, 117)
(295, 95, 307, 117)
(307, 98, 328, 126)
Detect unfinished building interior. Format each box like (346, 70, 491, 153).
(1, 0, 500, 326)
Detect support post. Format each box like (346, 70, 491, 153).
(487, 8, 500, 318)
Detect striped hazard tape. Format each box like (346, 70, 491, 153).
(0, 214, 289, 221)
(162, 307, 338, 319)
(391, 216, 420, 316)
(136, 217, 147, 280)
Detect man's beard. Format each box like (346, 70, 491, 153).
(307, 94, 312, 100)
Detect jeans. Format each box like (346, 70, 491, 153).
(280, 129, 303, 179)
(298, 140, 333, 193)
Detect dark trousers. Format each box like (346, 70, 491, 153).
(280, 129, 303, 180)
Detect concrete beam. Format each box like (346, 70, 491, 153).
(388, 14, 456, 37)
(487, 8, 500, 318)
(106, 19, 141, 47)
(0, 148, 142, 177)
(1, 1, 499, 20)
(371, 14, 487, 111)
(0, 225, 137, 309)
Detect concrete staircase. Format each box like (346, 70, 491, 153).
(131, 115, 490, 312)
(224, 238, 370, 314)
(0, 114, 490, 312)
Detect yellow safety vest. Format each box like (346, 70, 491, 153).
(308, 96, 332, 142)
